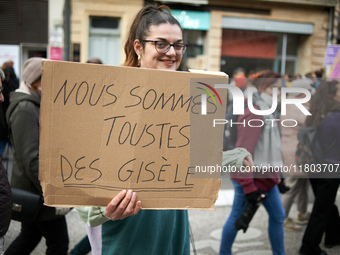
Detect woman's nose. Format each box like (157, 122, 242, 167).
(165, 45, 177, 56)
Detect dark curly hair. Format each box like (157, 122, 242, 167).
(250, 70, 281, 93)
(305, 79, 340, 127)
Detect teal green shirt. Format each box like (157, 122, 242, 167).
(77, 207, 190, 255)
(102, 210, 190, 255)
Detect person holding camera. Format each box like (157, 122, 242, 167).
(219, 70, 286, 255)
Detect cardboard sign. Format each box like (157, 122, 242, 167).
(39, 60, 228, 209)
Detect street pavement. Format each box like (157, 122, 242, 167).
(4, 160, 340, 254)
(188, 176, 340, 255)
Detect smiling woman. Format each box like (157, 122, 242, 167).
(76, 4, 191, 255)
(135, 23, 184, 70)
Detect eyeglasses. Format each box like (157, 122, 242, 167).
(0, 87, 3, 94)
(143, 40, 188, 55)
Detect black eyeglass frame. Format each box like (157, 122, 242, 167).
(142, 40, 188, 55)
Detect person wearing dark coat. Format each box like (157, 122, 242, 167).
(299, 79, 340, 255)
(1, 60, 19, 114)
(0, 157, 11, 255)
(0, 69, 12, 255)
(5, 57, 69, 255)
(0, 68, 10, 157)
(1, 61, 19, 149)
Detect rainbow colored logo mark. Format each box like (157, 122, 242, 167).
(196, 82, 223, 107)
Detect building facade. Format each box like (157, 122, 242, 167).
(69, 0, 143, 65)
(0, 0, 338, 78)
(69, 0, 338, 77)
(159, 0, 338, 77)
(0, 0, 49, 77)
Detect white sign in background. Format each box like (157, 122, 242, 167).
(0, 44, 20, 77)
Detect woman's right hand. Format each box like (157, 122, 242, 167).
(104, 190, 141, 221)
(242, 155, 254, 168)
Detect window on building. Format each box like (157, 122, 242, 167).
(221, 29, 300, 77)
(89, 16, 120, 65)
(275, 33, 299, 75)
(183, 30, 206, 70)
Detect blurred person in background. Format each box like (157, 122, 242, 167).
(299, 79, 340, 255)
(86, 58, 103, 64)
(220, 70, 286, 255)
(280, 79, 313, 231)
(223, 67, 248, 151)
(0, 68, 12, 255)
(0, 61, 18, 157)
(5, 57, 69, 255)
(1, 61, 19, 114)
(0, 67, 8, 157)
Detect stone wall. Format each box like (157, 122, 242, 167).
(207, 1, 333, 75)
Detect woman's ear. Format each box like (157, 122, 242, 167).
(133, 39, 142, 56)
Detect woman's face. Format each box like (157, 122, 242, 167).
(31, 78, 42, 96)
(135, 23, 183, 71)
(263, 79, 281, 98)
